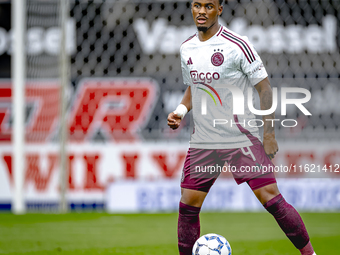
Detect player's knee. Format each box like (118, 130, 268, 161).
(180, 195, 204, 208)
(180, 188, 207, 208)
(253, 183, 280, 205)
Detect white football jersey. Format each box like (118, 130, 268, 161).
(180, 25, 268, 149)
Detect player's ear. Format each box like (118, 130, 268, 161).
(218, 4, 223, 16)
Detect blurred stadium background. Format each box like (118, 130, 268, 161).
(0, 0, 339, 215)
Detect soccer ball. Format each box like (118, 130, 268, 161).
(192, 233, 232, 255)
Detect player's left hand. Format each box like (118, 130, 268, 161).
(263, 133, 278, 160)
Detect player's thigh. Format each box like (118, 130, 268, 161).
(181, 148, 222, 193)
(181, 188, 208, 208)
(223, 141, 276, 186)
(252, 182, 280, 205)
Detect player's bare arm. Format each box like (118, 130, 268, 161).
(167, 86, 192, 130)
(255, 77, 279, 159)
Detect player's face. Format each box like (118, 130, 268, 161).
(191, 0, 223, 32)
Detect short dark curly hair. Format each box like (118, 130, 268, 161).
(192, 0, 224, 6)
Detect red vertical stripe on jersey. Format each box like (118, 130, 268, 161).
(233, 115, 260, 144)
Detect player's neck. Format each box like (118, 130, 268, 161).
(197, 23, 220, 42)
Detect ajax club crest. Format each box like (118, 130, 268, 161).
(211, 49, 224, 66)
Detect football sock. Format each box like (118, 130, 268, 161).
(264, 194, 314, 254)
(299, 241, 315, 255)
(178, 202, 201, 255)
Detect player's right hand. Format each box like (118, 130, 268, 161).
(167, 112, 182, 130)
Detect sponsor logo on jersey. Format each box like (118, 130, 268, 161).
(198, 82, 223, 107)
(187, 57, 193, 65)
(249, 63, 264, 75)
(190, 70, 220, 84)
(211, 49, 224, 66)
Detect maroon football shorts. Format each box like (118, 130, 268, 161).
(180, 140, 276, 192)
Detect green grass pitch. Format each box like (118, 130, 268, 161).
(0, 212, 339, 254)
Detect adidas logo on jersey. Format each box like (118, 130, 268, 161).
(187, 57, 193, 65)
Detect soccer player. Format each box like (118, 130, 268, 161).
(167, 1, 316, 255)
